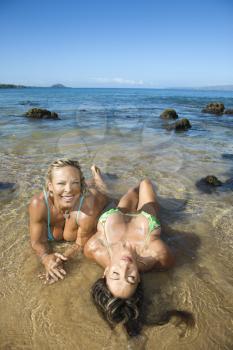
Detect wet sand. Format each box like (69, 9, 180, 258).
(0, 126, 233, 349)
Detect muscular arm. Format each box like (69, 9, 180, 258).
(63, 243, 81, 259)
(29, 196, 67, 283)
(29, 197, 50, 259)
(62, 227, 86, 259)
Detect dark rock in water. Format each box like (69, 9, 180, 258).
(204, 175, 222, 186)
(224, 109, 233, 115)
(202, 102, 225, 115)
(19, 100, 31, 105)
(174, 118, 191, 130)
(160, 108, 178, 119)
(195, 175, 233, 194)
(0, 182, 16, 190)
(19, 100, 40, 106)
(79, 109, 87, 112)
(222, 153, 233, 160)
(0, 182, 18, 203)
(196, 175, 222, 194)
(105, 172, 119, 180)
(167, 118, 192, 131)
(195, 181, 214, 194)
(224, 177, 233, 190)
(25, 108, 60, 119)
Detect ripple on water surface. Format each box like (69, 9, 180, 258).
(0, 88, 233, 349)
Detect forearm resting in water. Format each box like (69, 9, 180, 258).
(63, 242, 82, 259)
(31, 238, 50, 260)
(63, 228, 90, 259)
(29, 215, 67, 283)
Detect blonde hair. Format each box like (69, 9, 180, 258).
(46, 159, 87, 194)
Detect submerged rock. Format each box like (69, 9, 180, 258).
(0, 182, 16, 190)
(19, 100, 40, 106)
(25, 108, 60, 119)
(0, 182, 18, 203)
(202, 102, 225, 115)
(167, 118, 192, 131)
(224, 109, 233, 115)
(19, 100, 32, 105)
(196, 175, 222, 194)
(204, 175, 222, 186)
(224, 178, 233, 191)
(160, 108, 178, 119)
(195, 175, 233, 194)
(105, 172, 119, 180)
(222, 153, 233, 160)
(175, 118, 191, 130)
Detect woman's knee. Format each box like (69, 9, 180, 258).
(142, 178, 152, 185)
(126, 185, 139, 196)
(140, 178, 154, 190)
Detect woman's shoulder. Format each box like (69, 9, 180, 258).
(28, 191, 48, 223)
(29, 191, 46, 212)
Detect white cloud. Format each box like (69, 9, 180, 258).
(92, 77, 144, 86)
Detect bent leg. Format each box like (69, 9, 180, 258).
(117, 185, 139, 212)
(137, 179, 159, 216)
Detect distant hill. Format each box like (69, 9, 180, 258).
(0, 83, 27, 89)
(51, 84, 66, 88)
(1, 83, 67, 88)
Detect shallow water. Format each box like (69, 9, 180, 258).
(0, 88, 233, 349)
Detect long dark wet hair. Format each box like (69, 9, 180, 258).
(91, 277, 143, 336)
(91, 277, 195, 337)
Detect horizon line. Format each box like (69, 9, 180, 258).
(1, 82, 233, 90)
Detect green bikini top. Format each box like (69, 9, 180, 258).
(99, 208, 161, 245)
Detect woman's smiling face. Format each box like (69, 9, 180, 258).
(48, 166, 82, 209)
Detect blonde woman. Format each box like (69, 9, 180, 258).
(29, 159, 109, 284)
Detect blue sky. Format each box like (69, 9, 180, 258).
(0, 0, 233, 87)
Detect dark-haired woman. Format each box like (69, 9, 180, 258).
(84, 179, 175, 334)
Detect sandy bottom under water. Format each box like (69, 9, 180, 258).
(0, 129, 233, 350)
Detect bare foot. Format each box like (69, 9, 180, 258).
(91, 164, 108, 193)
(91, 164, 101, 178)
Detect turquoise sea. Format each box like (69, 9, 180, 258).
(0, 87, 233, 350)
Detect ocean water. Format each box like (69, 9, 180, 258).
(0, 88, 233, 350)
